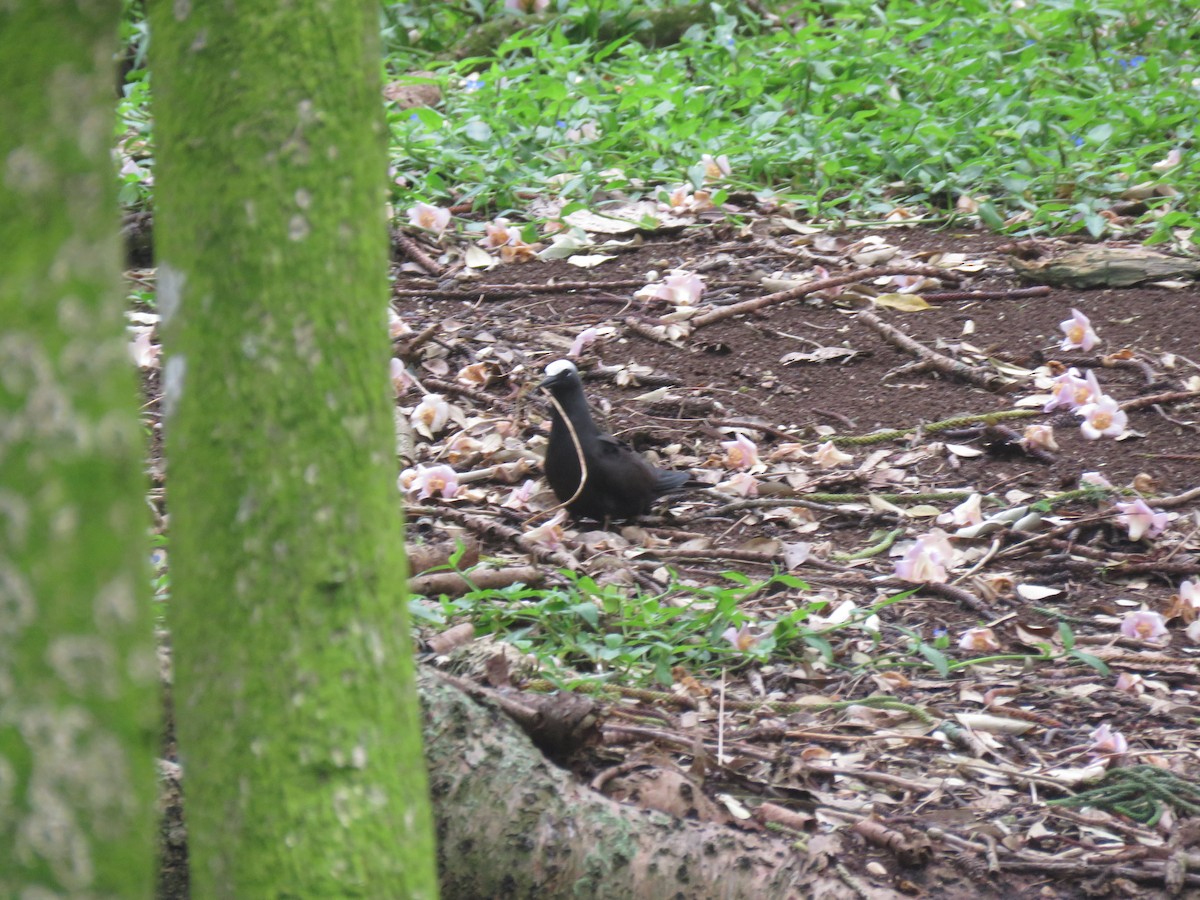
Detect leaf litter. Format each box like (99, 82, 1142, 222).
(135, 212, 1200, 897)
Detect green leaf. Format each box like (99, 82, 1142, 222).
(1057, 621, 1075, 650)
(918, 644, 951, 677)
(803, 634, 833, 663)
(977, 202, 1005, 230)
(464, 119, 493, 142)
(410, 107, 443, 130)
(1068, 649, 1110, 675)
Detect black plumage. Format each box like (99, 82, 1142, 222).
(540, 359, 691, 522)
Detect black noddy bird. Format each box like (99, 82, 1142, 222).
(540, 359, 691, 522)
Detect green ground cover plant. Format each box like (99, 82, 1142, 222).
(118, 1, 1199, 239)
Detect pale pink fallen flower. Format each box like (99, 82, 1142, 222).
(1089, 723, 1128, 757)
(923, 528, 957, 564)
(659, 185, 713, 213)
(407, 202, 451, 236)
(1114, 673, 1145, 695)
(958, 626, 1000, 652)
(569, 328, 598, 358)
(1077, 393, 1127, 440)
(700, 153, 731, 180)
(940, 493, 983, 527)
(663, 184, 693, 212)
(128, 329, 160, 369)
(445, 434, 484, 466)
(400, 463, 460, 501)
(767, 442, 809, 462)
(1119, 609, 1168, 641)
(479, 217, 519, 249)
(564, 120, 598, 142)
(1151, 147, 1183, 171)
(499, 237, 539, 263)
(1178, 580, 1200, 613)
(634, 269, 706, 307)
(501, 479, 539, 510)
(812, 440, 853, 469)
(1188, 619, 1200, 645)
(890, 274, 925, 293)
(411, 393, 452, 438)
(722, 624, 756, 652)
(721, 434, 759, 470)
(722, 621, 775, 653)
(523, 509, 568, 550)
(662, 270, 706, 305)
(390, 358, 415, 396)
(894, 531, 955, 584)
(119, 156, 150, 181)
(1114, 499, 1168, 541)
(809, 264, 843, 296)
(457, 362, 497, 387)
(689, 189, 714, 212)
(1043, 367, 1091, 412)
(715, 472, 759, 497)
(1079, 471, 1113, 489)
(1059, 308, 1100, 352)
(1021, 424, 1058, 452)
(505, 0, 549, 12)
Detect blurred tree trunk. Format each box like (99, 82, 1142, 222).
(149, 1, 438, 896)
(0, 2, 157, 896)
(419, 672, 822, 900)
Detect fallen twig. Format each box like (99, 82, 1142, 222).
(394, 230, 445, 276)
(1119, 389, 1200, 412)
(409, 565, 545, 598)
(919, 285, 1051, 302)
(857, 309, 1017, 393)
(408, 537, 481, 574)
(393, 278, 651, 301)
(830, 409, 1041, 446)
(692, 265, 959, 328)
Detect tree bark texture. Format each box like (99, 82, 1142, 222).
(149, 1, 438, 895)
(420, 672, 824, 900)
(0, 2, 158, 895)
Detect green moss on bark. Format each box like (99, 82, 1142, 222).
(150, 2, 438, 895)
(0, 1, 157, 895)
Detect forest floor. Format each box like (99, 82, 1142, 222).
(387, 216, 1200, 899)
(143, 217, 1200, 898)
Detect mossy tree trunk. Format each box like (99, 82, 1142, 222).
(149, 2, 438, 896)
(0, 2, 158, 895)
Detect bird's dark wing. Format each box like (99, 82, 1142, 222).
(654, 470, 692, 494)
(594, 433, 633, 456)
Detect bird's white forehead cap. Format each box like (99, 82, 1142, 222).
(544, 359, 578, 378)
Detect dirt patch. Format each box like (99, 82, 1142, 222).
(394, 220, 1200, 898)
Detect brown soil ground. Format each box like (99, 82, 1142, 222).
(150, 221, 1200, 898)
(389, 220, 1200, 899)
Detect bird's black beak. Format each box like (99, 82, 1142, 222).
(539, 370, 568, 390)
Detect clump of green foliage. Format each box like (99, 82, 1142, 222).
(117, 0, 1200, 236)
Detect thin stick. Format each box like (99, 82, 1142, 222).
(858, 309, 1016, 393)
(393, 231, 444, 277)
(1120, 389, 1200, 412)
(692, 264, 958, 328)
(920, 285, 1051, 302)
